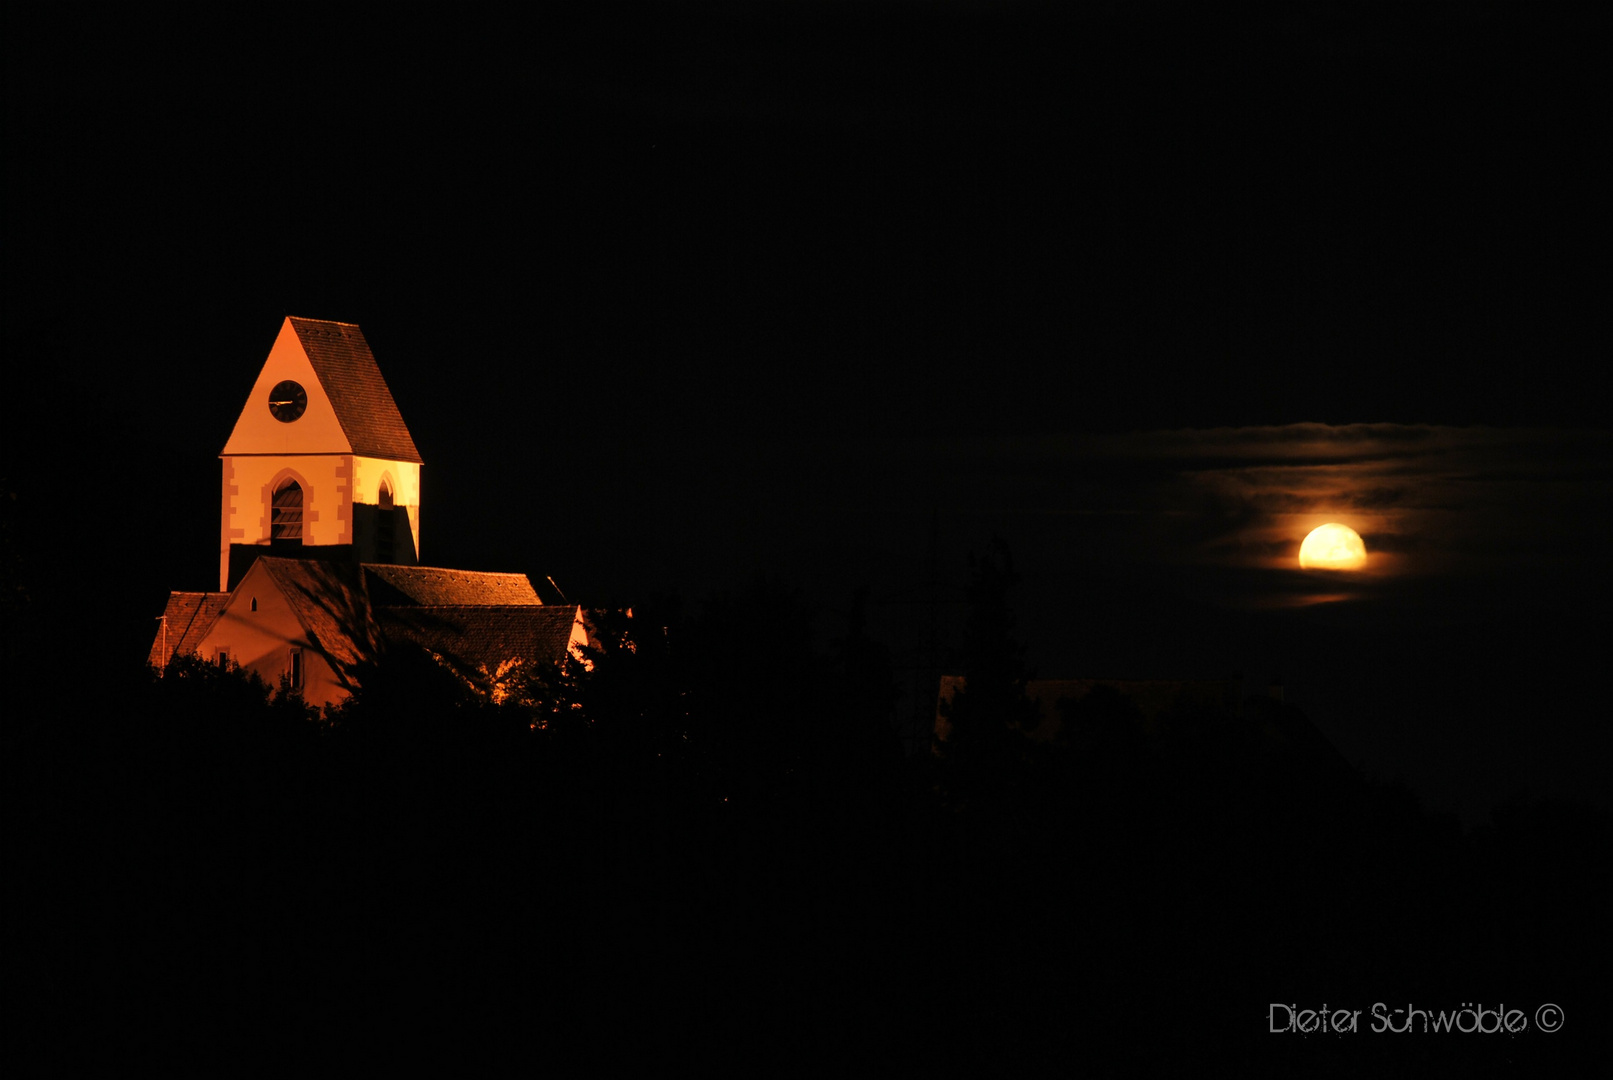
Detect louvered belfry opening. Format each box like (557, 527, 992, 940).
(271, 479, 304, 542)
(377, 477, 396, 562)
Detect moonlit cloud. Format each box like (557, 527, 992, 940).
(1140, 425, 1612, 583)
(841, 424, 1613, 609)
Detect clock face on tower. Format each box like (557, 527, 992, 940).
(267, 380, 307, 423)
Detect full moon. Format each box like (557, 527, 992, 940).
(1299, 523, 1367, 570)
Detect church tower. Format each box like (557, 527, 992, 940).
(219, 317, 423, 591)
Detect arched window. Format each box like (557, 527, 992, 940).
(377, 476, 396, 562)
(272, 478, 303, 542)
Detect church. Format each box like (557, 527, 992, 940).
(147, 316, 588, 707)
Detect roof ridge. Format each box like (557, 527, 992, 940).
(288, 315, 361, 327)
(379, 604, 567, 610)
(365, 565, 533, 577)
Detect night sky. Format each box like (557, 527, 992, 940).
(6, 3, 1608, 818)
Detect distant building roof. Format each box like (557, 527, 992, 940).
(289, 317, 422, 463)
(1022, 679, 1236, 729)
(363, 564, 542, 606)
(936, 676, 1237, 743)
(148, 592, 229, 666)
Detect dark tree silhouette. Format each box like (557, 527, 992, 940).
(6, 551, 1606, 1073)
(937, 538, 1041, 806)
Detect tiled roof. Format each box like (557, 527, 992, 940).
(378, 606, 580, 683)
(148, 592, 229, 666)
(257, 558, 380, 677)
(289, 317, 422, 463)
(243, 557, 565, 691)
(362, 564, 542, 607)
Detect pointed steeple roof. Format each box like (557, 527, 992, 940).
(222, 317, 422, 462)
(288, 318, 422, 462)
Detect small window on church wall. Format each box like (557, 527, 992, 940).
(289, 647, 303, 690)
(272, 479, 304, 541)
(250, 597, 257, 612)
(379, 477, 395, 510)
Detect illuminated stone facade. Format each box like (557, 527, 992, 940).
(218, 317, 422, 591)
